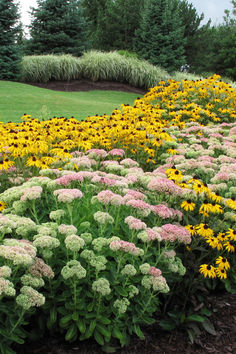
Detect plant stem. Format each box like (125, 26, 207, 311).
(67, 204, 73, 224)
(10, 309, 25, 335)
(73, 282, 77, 310)
(114, 206, 121, 230)
(31, 200, 39, 224)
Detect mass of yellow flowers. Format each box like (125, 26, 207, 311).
(0, 75, 235, 172)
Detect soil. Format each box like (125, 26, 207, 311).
(15, 81, 236, 353)
(24, 79, 147, 95)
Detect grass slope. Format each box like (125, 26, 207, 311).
(0, 81, 140, 123)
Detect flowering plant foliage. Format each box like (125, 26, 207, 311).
(0, 155, 192, 349)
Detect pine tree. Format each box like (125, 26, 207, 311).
(133, 0, 186, 72)
(214, 1, 236, 80)
(27, 0, 88, 56)
(190, 1, 236, 79)
(173, 0, 206, 67)
(81, 0, 144, 51)
(104, 0, 145, 50)
(0, 0, 22, 80)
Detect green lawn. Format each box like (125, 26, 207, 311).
(0, 81, 140, 123)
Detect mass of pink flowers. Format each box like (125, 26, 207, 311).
(53, 188, 83, 203)
(124, 216, 147, 230)
(109, 240, 140, 256)
(160, 224, 191, 244)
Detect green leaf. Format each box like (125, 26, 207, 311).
(142, 317, 156, 325)
(77, 318, 86, 334)
(96, 323, 111, 340)
(112, 327, 123, 340)
(94, 329, 105, 346)
(101, 344, 117, 353)
(98, 316, 111, 325)
(186, 328, 195, 344)
(59, 314, 72, 328)
(83, 319, 97, 338)
(87, 302, 94, 311)
(72, 312, 79, 322)
(0, 328, 10, 339)
(187, 321, 202, 335)
(202, 318, 217, 336)
(0, 342, 16, 354)
(50, 307, 57, 324)
(167, 311, 181, 320)
(186, 314, 205, 323)
(200, 307, 212, 316)
(159, 319, 177, 331)
(65, 323, 77, 342)
(85, 312, 95, 319)
(116, 287, 128, 297)
(8, 333, 25, 345)
(47, 307, 57, 329)
(133, 324, 145, 340)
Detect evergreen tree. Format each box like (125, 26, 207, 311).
(0, 0, 22, 80)
(81, 0, 106, 34)
(81, 0, 144, 51)
(27, 0, 88, 56)
(104, 0, 145, 50)
(185, 25, 216, 75)
(190, 1, 236, 80)
(173, 0, 206, 67)
(134, 0, 186, 72)
(214, 1, 236, 80)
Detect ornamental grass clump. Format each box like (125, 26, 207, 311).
(21, 51, 170, 88)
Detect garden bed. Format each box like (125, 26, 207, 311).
(1, 75, 235, 354)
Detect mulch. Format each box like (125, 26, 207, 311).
(23, 79, 147, 95)
(14, 80, 236, 353)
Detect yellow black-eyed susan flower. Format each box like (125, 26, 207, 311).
(226, 228, 236, 241)
(225, 198, 236, 210)
(199, 201, 212, 214)
(185, 225, 197, 236)
(211, 203, 224, 214)
(196, 223, 214, 238)
(181, 200, 195, 211)
(215, 256, 230, 270)
(215, 267, 227, 279)
(192, 182, 209, 194)
(0, 158, 14, 170)
(224, 241, 235, 253)
(199, 264, 216, 278)
(217, 232, 229, 242)
(166, 168, 183, 182)
(208, 191, 223, 203)
(0, 201, 6, 211)
(205, 236, 221, 249)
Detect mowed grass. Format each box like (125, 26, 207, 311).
(0, 81, 140, 123)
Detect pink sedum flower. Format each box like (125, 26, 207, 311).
(53, 188, 83, 203)
(108, 149, 125, 157)
(160, 224, 191, 244)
